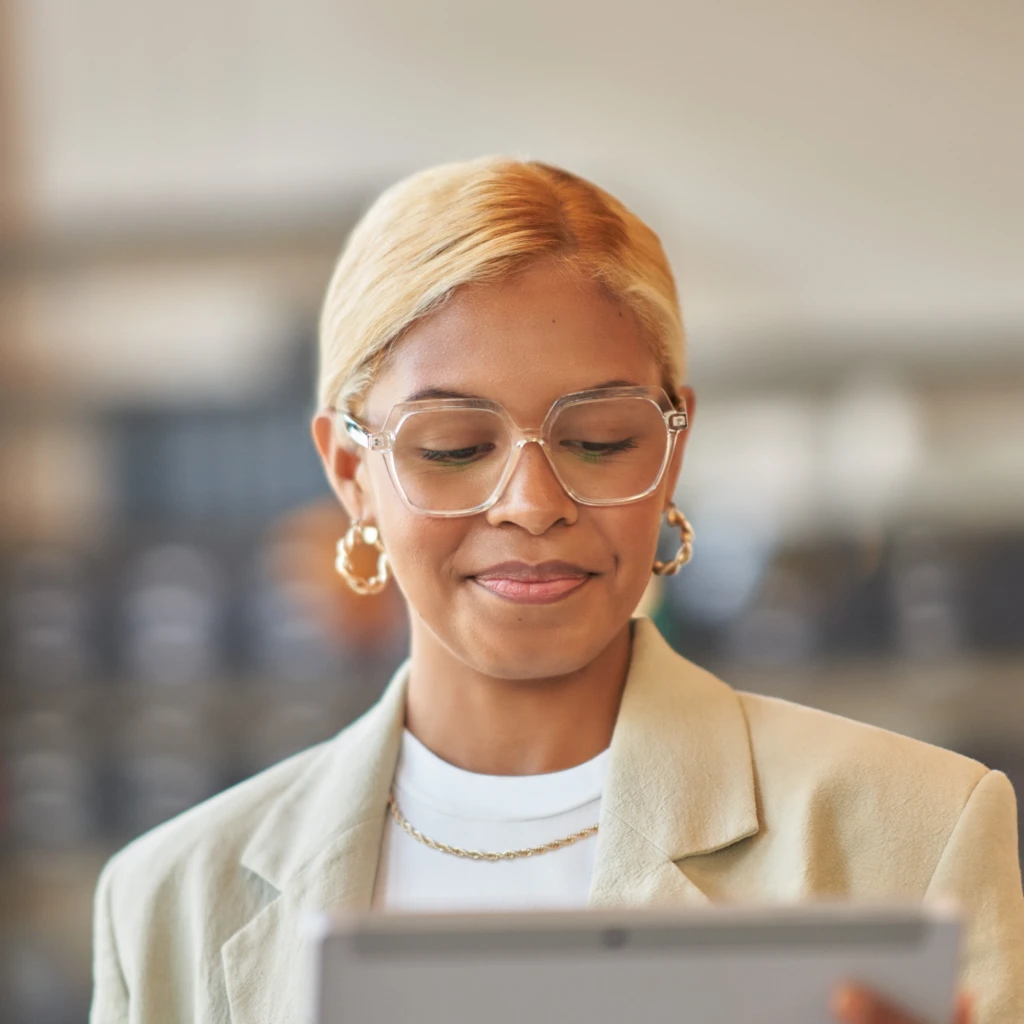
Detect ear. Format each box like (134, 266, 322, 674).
(663, 385, 697, 508)
(310, 412, 377, 523)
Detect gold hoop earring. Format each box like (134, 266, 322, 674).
(335, 520, 390, 595)
(652, 503, 694, 576)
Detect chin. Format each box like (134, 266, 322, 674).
(455, 603, 622, 681)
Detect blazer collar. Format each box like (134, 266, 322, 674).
(224, 664, 410, 1024)
(238, 656, 410, 899)
(606, 617, 758, 861)
(587, 617, 760, 908)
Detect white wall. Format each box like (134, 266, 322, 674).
(12, 0, 1024, 371)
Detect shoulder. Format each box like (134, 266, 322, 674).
(736, 689, 991, 847)
(738, 688, 986, 785)
(99, 738, 331, 941)
(92, 733, 368, 1018)
(92, 664, 409, 1010)
(634, 617, 994, 842)
(100, 664, 407, 903)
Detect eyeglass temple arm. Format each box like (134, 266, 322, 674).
(341, 414, 390, 451)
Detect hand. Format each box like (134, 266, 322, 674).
(832, 984, 973, 1024)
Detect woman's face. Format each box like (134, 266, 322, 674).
(314, 262, 694, 680)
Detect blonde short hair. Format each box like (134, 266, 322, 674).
(317, 156, 685, 415)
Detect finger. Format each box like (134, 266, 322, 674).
(832, 984, 925, 1024)
(954, 990, 974, 1024)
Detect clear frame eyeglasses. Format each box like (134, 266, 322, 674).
(330, 385, 688, 517)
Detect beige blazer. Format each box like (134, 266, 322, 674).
(90, 617, 1024, 1024)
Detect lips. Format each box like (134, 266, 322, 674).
(470, 560, 595, 605)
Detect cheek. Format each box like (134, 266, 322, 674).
(390, 519, 465, 585)
(368, 470, 468, 594)
(600, 506, 663, 581)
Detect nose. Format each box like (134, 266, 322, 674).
(484, 440, 578, 534)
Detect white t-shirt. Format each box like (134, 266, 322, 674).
(372, 729, 609, 912)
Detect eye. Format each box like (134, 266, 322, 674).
(560, 437, 639, 462)
(419, 443, 496, 465)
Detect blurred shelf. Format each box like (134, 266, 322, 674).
(0, 846, 110, 995)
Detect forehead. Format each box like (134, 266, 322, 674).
(363, 263, 663, 424)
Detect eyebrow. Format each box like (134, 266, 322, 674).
(401, 379, 641, 403)
(403, 387, 479, 402)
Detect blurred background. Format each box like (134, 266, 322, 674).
(1, 0, 1022, 1020)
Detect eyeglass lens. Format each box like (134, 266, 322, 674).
(390, 398, 670, 512)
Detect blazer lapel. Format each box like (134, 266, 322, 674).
(221, 659, 410, 1024)
(588, 618, 760, 909)
(588, 810, 713, 908)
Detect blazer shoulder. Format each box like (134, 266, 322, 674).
(103, 737, 332, 901)
(736, 689, 989, 818)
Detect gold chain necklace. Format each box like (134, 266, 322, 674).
(386, 788, 599, 861)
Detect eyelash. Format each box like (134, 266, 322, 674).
(562, 438, 640, 458)
(419, 444, 494, 463)
(419, 438, 640, 465)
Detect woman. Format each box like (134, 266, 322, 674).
(90, 158, 1022, 1024)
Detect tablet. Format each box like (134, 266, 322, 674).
(306, 903, 961, 1024)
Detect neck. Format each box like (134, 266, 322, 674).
(403, 619, 634, 776)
